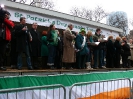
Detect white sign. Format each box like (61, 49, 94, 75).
(7, 8, 119, 38)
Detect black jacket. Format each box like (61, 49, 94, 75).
(122, 41, 131, 56)
(114, 40, 121, 54)
(106, 39, 115, 57)
(29, 28, 41, 56)
(15, 24, 31, 52)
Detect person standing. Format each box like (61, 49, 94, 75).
(0, 11, 14, 71)
(29, 23, 41, 69)
(114, 37, 122, 68)
(41, 31, 49, 69)
(127, 39, 133, 67)
(106, 36, 115, 68)
(93, 28, 106, 69)
(62, 24, 76, 69)
(15, 17, 33, 70)
(121, 37, 131, 68)
(86, 31, 94, 69)
(10, 25, 17, 69)
(75, 28, 89, 69)
(47, 24, 58, 69)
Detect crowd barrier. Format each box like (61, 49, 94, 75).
(0, 78, 132, 99)
(69, 78, 131, 99)
(0, 84, 66, 99)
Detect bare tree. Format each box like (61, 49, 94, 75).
(107, 11, 128, 36)
(129, 18, 133, 27)
(70, 6, 108, 22)
(70, 7, 81, 17)
(31, 0, 55, 10)
(93, 6, 108, 22)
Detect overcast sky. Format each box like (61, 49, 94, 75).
(54, 0, 133, 25)
(54, 0, 132, 17)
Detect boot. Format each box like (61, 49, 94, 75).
(86, 62, 93, 69)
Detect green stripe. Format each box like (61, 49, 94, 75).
(0, 71, 133, 89)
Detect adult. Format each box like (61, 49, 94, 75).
(86, 31, 94, 69)
(62, 24, 76, 69)
(114, 37, 122, 68)
(106, 36, 115, 68)
(29, 23, 41, 69)
(75, 28, 89, 69)
(41, 31, 49, 69)
(121, 37, 131, 68)
(93, 28, 106, 69)
(127, 39, 133, 67)
(0, 11, 14, 70)
(10, 25, 17, 69)
(47, 24, 58, 69)
(15, 17, 33, 70)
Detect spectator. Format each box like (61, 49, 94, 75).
(93, 28, 106, 69)
(15, 17, 33, 70)
(128, 39, 133, 67)
(0, 11, 14, 71)
(121, 37, 131, 68)
(86, 31, 94, 69)
(114, 37, 122, 68)
(41, 31, 49, 69)
(75, 28, 89, 69)
(47, 24, 58, 69)
(106, 36, 115, 68)
(10, 25, 17, 69)
(62, 24, 76, 69)
(29, 23, 41, 69)
(54, 30, 63, 69)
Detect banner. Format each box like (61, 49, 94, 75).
(7, 8, 119, 38)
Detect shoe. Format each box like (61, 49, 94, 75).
(0, 66, 7, 71)
(11, 65, 16, 69)
(86, 62, 93, 69)
(28, 66, 33, 70)
(100, 66, 106, 69)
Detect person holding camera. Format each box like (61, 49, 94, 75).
(0, 11, 14, 71)
(15, 17, 33, 70)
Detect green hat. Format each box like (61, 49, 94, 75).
(80, 28, 86, 33)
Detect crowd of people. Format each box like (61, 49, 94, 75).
(0, 13, 133, 71)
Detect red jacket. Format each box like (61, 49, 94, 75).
(4, 18, 14, 41)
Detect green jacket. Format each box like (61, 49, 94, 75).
(47, 30, 58, 46)
(75, 34, 89, 56)
(41, 36, 49, 56)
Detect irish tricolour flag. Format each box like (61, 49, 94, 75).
(0, 71, 132, 99)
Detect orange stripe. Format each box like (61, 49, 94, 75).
(79, 87, 130, 99)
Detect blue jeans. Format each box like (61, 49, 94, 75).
(17, 45, 32, 68)
(47, 44, 56, 65)
(93, 49, 104, 68)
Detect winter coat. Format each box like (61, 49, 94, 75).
(62, 29, 76, 63)
(121, 41, 131, 56)
(128, 43, 133, 60)
(75, 34, 89, 56)
(41, 36, 49, 56)
(15, 24, 31, 52)
(29, 28, 41, 57)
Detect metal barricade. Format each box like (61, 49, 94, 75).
(69, 78, 131, 99)
(0, 84, 66, 99)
